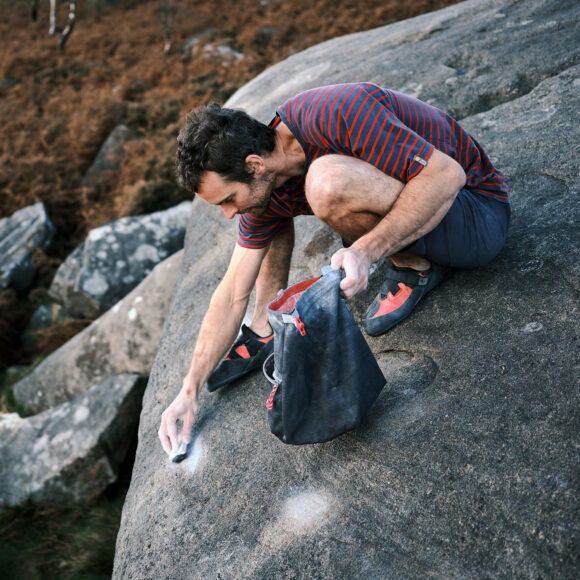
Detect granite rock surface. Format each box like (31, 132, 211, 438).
(49, 201, 191, 318)
(114, 1, 579, 577)
(0, 374, 146, 508)
(11, 250, 182, 414)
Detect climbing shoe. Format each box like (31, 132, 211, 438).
(363, 264, 444, 336)
(207, 324, 274, 392)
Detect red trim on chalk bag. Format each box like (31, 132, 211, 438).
(294, 316, 306, 336)
(266, 383, 278, 410)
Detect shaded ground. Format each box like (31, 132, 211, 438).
(0, 1, 460, 577)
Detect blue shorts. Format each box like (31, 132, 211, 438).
(404, 189, 510, 268)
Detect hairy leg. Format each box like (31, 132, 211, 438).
(305, 155, 431, 270)
(249, 221, 295, 336)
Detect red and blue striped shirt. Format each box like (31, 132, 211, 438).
(239, 82, 508, 249)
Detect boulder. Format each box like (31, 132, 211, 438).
(227, 0, 578, 123)
(82, 124, 135, 187)
(20, 301, 75, 352)
(0, 374, 146, 508)
(0, 202, 55, 294)
(48, 201, 192, 319)
(183, 28, 216, 56)
(114, 1, 579, 578)
(10, 249, 183, 415)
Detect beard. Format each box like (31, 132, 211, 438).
(244, 173, 276, 217)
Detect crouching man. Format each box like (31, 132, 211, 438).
(158, 82, 510, 454)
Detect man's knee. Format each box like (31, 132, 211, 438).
(304, 155, 350, 220)
(305, 155, 404, 222)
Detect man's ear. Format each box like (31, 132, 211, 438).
(245, 154, 266, 176)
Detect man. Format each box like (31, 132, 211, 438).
(158, 82, 510, 455)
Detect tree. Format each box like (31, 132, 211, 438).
(157, 0, 177, 55)
(29, 0, 78, 50)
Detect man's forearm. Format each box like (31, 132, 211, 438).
(353, 150, 466, 262)
(181, 281, 249, 397)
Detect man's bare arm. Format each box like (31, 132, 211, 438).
(332, 149, 466, 298)
(158, 243, 267, 454)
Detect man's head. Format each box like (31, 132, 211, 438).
(175, 103, 277, 195)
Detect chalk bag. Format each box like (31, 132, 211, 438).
(263, 267, 385, 445)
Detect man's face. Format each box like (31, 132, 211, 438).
(197, 171, 275, 219)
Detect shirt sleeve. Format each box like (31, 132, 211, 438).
(237, 213, 291, 249)
(284, 83, 435, 183)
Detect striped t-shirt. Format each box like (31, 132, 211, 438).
(238, 82, 509, 249)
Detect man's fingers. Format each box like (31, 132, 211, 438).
(181, 411, 194, 445)
(340, 269, 368, 299)
(330, 249, 345, 270)
(158, 416, 172, 455)
(339, 276, 357, 299)
(159, 430, 172, 455)
(164, 410, 179, 452)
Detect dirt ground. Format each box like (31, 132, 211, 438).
(0, 0, 459, 370)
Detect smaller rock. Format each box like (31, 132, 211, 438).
(82, 125, 135, 187)
(20, 301, 75, 351)
(183, 28, 216, 56)
(25, 302, 72, 332)
(11, 250, 183, 413)
(0, 373, 147, 508)
(0, 202, 56, 294)
(202, 43, 243, 63)
(49, 201, 192, 318)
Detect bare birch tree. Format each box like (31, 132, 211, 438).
(29, 0, 78, 50)
(158, 0, 177, 55)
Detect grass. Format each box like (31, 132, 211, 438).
(0, 441, 136, 580)
(0, 498, 122, 580)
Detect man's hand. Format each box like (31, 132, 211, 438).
(158, 382, 199, 456)
(331, 246, 372, 300)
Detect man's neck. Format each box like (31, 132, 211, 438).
(271, 122, 306, 187)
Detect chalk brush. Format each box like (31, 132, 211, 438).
(170, 440, 188, 463)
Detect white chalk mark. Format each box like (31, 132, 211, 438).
(183, 435, 204, 474)
(167, 434, 205, 476)
(282, 491, 331, 533)
(522, 322, 543, 333)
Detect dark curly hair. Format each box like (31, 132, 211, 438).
(175, 103, 277, 194)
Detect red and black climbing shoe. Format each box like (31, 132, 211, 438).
(207, 324, 274, 392)
(363, 264, 444, 336)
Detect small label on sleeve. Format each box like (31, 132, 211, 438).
(413, 154, 427, 167)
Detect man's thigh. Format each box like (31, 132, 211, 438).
(404, 189, 511, 268)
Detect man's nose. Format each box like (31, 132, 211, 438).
(220, 204, 238, 219)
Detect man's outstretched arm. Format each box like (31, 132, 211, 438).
(158, 243, 267, 454)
